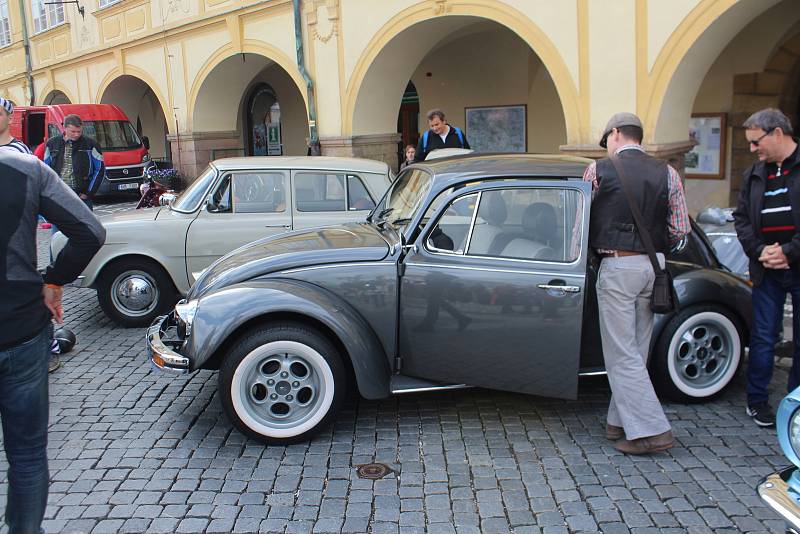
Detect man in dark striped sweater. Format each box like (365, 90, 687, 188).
(734, 108, 800, 428)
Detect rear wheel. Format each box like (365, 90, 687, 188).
(219, 323, 346, 444)
(652, 305, 743, 402)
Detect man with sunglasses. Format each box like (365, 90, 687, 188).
(733, 108, 800, 428)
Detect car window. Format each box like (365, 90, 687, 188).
(295, 173, 347, 212)
(463, 187, 583, 262)
(232, 173, 287, 213)
(426, 193, 479, 254)
(347, 174, 375, 211)
(48, 123, 60, 139)
(210, 175, 232, 213)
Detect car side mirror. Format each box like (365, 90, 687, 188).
(206, 199, 219, 213)
(142, 136, 150, 150)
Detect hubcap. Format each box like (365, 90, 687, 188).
(231, 341, 334, 438)
(673, 320, 734, 389)
(111, 270, 159, 317)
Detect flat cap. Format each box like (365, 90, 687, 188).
(600, 112, 642, 148)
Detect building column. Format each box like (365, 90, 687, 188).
(320, 133, 402, 173)
(167, 131, 243, 182)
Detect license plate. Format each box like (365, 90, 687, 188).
(118, 183, 139, 190)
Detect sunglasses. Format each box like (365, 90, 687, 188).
(748, 129, 774, 147)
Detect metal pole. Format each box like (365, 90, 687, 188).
(292, 0, 321, 156)
(18, 0, 35, 105)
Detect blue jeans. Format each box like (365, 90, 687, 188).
(747, 268, 800, 406)
(0, 326, 50, 534)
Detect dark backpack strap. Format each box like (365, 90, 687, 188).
(609, 156, 665, 275)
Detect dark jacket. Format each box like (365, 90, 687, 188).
(0, 151, 105, 350)
(43, 135, 105, 198)
(589, 150, 670, 254)
(733, 141, 800, 286)
(415, 125, 470, 162)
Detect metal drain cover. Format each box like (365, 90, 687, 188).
(356, 463, 393, 480)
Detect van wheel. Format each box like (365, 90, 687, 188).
(652, 305, 743, 403)
(219, 323, 346, 445)
(96, 258, 177, 327)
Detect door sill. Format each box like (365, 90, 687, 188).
(390, 374, 470, 394)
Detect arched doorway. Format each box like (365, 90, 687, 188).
(190, 52, 307, 176)
(100, 75, 170, 162)
(245, 83, 282, 157)
(397, 81, 419, 165)
(348, 15, 573, 169)
(43, 90, 70, 105)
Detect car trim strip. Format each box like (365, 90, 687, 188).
(404, 262, 585, 279)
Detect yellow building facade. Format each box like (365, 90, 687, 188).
(0, 0, 798, 213)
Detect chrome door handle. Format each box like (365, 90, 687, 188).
(265, 224, 292, 228)
(537, 284, 581, 293)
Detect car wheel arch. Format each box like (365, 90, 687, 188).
(95, 253, 179, 294)
(192, 281, 392, 400)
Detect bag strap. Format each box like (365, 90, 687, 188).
(454, 127, 464, 147)
(422, 130, 429, 152)
(608, 155, 665, 275)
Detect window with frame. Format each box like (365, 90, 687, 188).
(426, 187, 584, 263)
(232, 173, 286, 214)
(0, 0, 11, 46)
(295, 173, 374, 212)
(98, 0, 120, 8)
(31, 0, 64, 33)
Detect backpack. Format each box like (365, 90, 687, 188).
(422, 127, 465, 153)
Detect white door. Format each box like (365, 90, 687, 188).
(185, 171, 292, 283)
(291, 171, 377, 230)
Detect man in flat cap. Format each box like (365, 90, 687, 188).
(584, 112, 690, 454)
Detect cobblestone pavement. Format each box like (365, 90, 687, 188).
(0, 203, 793, 534)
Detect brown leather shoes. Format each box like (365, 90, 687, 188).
(605, 424, 624, 441)
(614, 430, 675, 455)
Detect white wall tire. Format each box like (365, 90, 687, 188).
(219, 323, 346, 444)
(653, 306, 743, 403)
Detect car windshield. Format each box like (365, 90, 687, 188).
(171, 166, 217, 212)
(370, 168, 432, 232)
(81, 121, 142, 151)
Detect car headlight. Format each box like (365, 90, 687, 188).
(778, 392, 800, 468)
(142, 154, 151, 163)
(174, 299, 199, 337)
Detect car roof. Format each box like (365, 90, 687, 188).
(211, 156, 390, 174)
(408, 153, 593, 191)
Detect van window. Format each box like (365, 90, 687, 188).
(81, 121, 142, 151)
(48, 124, 60, 139)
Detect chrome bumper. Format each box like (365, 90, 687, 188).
(758, 466, 800, 532)
(146, 313, 190, 374)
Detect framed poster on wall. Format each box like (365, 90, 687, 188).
(686, 113, 727, 179)
(465, 104, 527, 153)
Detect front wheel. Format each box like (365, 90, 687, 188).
(96, 258, 177, 327)
(219, 323, 346, 444)
(652, 305, 744, 403)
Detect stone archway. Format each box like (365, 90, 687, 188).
(100, 74, 170, 161)
(42, 89, 71, 105)
(344, 11, 575, 169)
(187, 52, 308, 178)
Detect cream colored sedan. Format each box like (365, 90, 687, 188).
(51, 156, 392, 327)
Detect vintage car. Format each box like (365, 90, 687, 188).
(148, 154, 753, 444)
(51, 157, 392, 326)
(757, 387, 800, 532)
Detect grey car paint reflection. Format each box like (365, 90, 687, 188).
(175, 154, 754, 402)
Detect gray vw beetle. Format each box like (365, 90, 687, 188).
(148, 154, 753, 444)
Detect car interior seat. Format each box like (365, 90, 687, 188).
(468, 192, 508, 254)
(500, 203, 558, 261)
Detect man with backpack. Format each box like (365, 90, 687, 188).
(415, 109, 470, 162)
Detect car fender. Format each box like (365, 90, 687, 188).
(652, 266, 752, 346)
(187, 278, 391, 399)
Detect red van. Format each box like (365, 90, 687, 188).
(10, 104, 154, 196)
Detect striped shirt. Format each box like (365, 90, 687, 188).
(583, 144, 691, 250)
(0, 138, 32, 155)
(761, 146, 798, 245)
